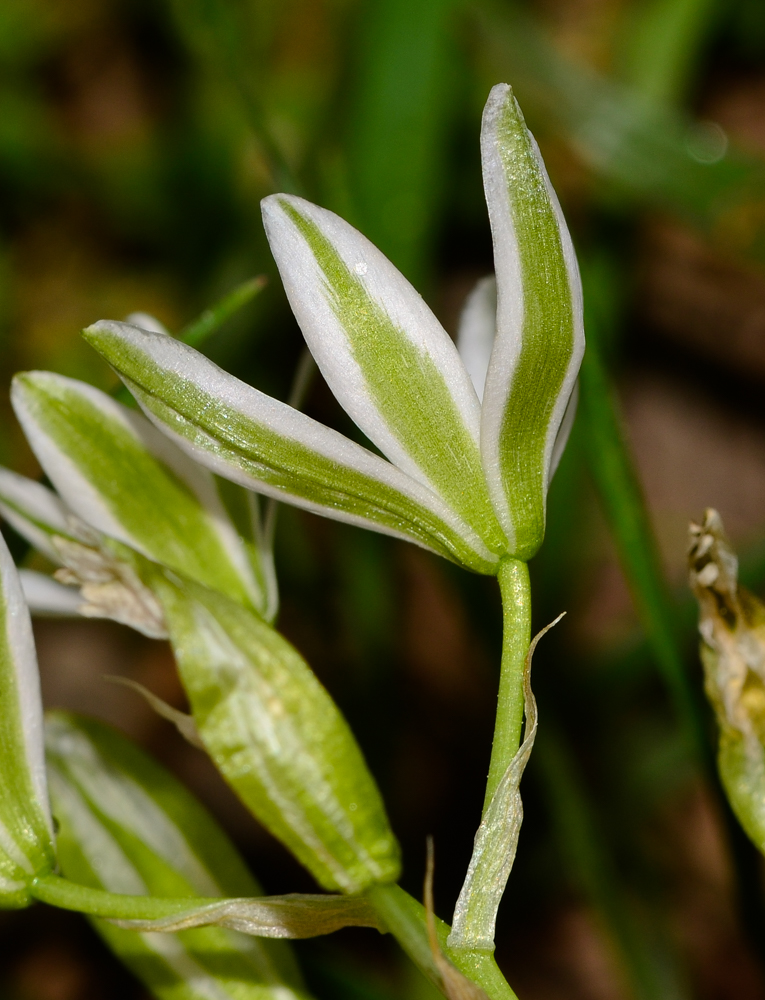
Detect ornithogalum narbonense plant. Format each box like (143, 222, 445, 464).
(0, 84, 582, 1000)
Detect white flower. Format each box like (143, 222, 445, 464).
(83, 84, 584, 572)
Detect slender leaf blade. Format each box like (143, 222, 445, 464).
(347, 0, 457, 284)
(180, 276, 268, 348)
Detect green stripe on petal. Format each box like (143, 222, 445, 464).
(11, 372, 274, 617)
(0, 533, 55, 907)
(145, 568, 401, 894)
(0, 466, 89, 564)
(262, 195, 506, 553)
(480, 84, 584, 560)
(215, 479, 278, 622)
(82, 322, 500, 575)
(46, 712, 307, 999)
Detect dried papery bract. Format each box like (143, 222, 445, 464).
(448, 614, 563, 952)
(0, 471, 168, 636)
(689, 509, 765, 853)
(53, 535, 168, 638)
(112, 894, 385, 938)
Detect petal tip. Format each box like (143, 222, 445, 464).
(81, 321, 110, 346)
(261, 192, 305, 221)
(10, 371, 41, 409)
(487, 81, 511, 100)
(83, 318, 136, 339)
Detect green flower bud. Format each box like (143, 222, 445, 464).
(0, 532, 55, 907)
(148, 567, 401, 894)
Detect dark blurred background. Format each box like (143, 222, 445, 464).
(3, 1, 765, 998)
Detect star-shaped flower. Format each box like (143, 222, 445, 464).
(83, 84, 584, 574)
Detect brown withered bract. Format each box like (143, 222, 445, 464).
(689, 509, 765, 854)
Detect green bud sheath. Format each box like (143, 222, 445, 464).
(0, 532, 55, 907)
(148, 568, 401, 893)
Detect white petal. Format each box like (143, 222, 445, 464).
(262, 194, 482, 475)
(83, 320, 500, 574)
(260, 195, 506, 552)
(478, 84, 585, 557)
(456, 275, 497, 403)
(0, 466, 80, 562)
(19, 570, 83, 617)
(125, 312, 170, 336)
(0, 533, 53, 835)
(12, 371, 270, 614)
(549, 380, 579, 479)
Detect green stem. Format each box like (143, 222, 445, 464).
(366, 883, 518, 1000)
(30, 873, 219, 921)
(483, 557, 532, 813)
(180, 275, 268, 348)
(418, 559, 529, 990)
